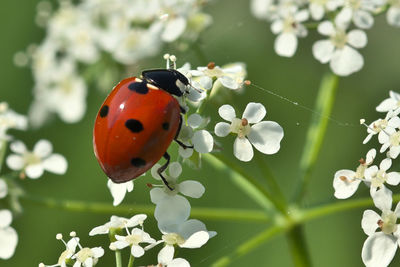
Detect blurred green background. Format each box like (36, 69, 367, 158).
(1, 0, 400, 266)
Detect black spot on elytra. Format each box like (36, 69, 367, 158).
(99, 105, 109, 118)
(131, 158, 146, 167)
(162, 122, 170, 130)
(128, 81, 148, 94)
(125, 119, 143, 133)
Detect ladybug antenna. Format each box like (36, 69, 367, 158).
(163, 53, 176, 69)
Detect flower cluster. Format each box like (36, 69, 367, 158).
(251, 0, 400, 76)
(39, 232, 104, 267)
(20, 0, 213, 127)
(334, 90, 400, 266)
(41, 214, 214, 267)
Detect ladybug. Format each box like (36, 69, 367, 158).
(93, 68, 191, 189)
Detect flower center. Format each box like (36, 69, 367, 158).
(355, 159, 368, 179)
(162, 233, 185, 246)
(380, 211, 398, 234)
(330, 29, 348, 49)
(75, 248, 93, 263)
(126, 234, 143, 245)
(371, 119, 388, 133)
(23, 152, 41, 165)
(283, 16, 296, 33)
(390, 131, 400, 146)
(371, 170, 387, 188)
(230, 118, 251, 138)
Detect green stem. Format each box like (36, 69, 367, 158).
(115, 250, 122, 267)
(127, 253, 134, 267)
(20, 194, 269, 223)
(0, 139, 8, 173)
(286, 225, 312, 267)
(204, 153, 287, 215)
(296, 72, 339, 202)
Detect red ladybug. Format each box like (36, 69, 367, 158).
(93, 69, 190, 189)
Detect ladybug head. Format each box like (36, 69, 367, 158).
(142, 69, 189, 97)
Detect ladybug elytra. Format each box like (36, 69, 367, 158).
(93, 68, 191, 189)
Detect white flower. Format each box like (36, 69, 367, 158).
(72, 246, 104, 267)
(0, 179, 7, 199)
(361, 187, 400, 267)
(308, 0, 342, 20)
(147, 219, 216, 266)
(6, 139, 67, 179)
(312, 21, 367, 76)
(46, 234, 79, 267)
(215, 103, 284, 162)
(0, 102, 27, 141)
(191, 63, 246, 90)
(376, 91, 400, 113)
(0, 210, 18, 260)
(378, 127, 400, 159)
(107, 180, 134, 206)
(250, 0, 275, 20)
(387, 0, 400, 27)
(333, 149, 376, 199)
(335, 0, 384, 29)
(150, 162, 205, 227)
(89, 214, 147, 236)
(111, 228, 156, 258)
(178, 114, 214, 158)
(364, 158, 400, 194)
(271, 7, 309, 57)
(363, 114, 400, 144)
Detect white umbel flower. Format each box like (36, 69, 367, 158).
(376, 90, 400, 113)
(111, 228, 156, 258)
(0, 102, 27, 142)
(178, 113, 214, 158)
(89, 214, 147, 236)
(150, 162, 204, 227)
(308, 0, 342, 20)
(361, 187, 400, 267)
(0, 210, 18, 260)
(271, 7, 309, 57)
(6, 139, 67, 179)
(364, 158, 400, 194)
(363, 114, 400, 144)
(312, 21, 367, 76)
(333, 149, 376, 199)
(215, 103, 284, 162)
(335, 0, 384, 29)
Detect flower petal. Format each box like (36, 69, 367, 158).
(242, 102, 266, 123)
(347, 29, 367, 48)
(387, 6, 400, 27)
(150, 188, 167, 204)
(312, 40, 335, 64)
(107, 180, 134, 206)
(219, 76, 239, 90)
(372, 187, 392, 212)
(155, 195, 190, 227)
(317, 21, 335, 35)
(218, 105, 236, 122)
(274, 33, 298, 57)
(330, 45, 364, 76)
(215, 122, 231, 137)
(179, 181, 205, 198)
(131, 244, 145, 258)
(387, 172, 400, 186)
(169, 162, 182, 179)
(43, 154, 67, 174)
(6, 155, 24, 171)
(25, 164, 44, 179)
(180, 231, 209, 248)
(161, 17, 186, 42)
(362, 232, 397, 267)
(361, 210, 381, 236)
(0, 179, 7, 199)
(193, 130, 213, 153)
(353, 10, 374, 29)
(247, 121, 284, 155)
(187, 114, 203, 129)
(33, 139, 53, 158)
(168, 258, 190, 267)
(233, 137, 254, 162)
(158, 245, 174, 265)
(0, 226, 18, 259)
(0, 210, 12, 228)
(9, 140, 26, 154)
(333, 169, 360, 199)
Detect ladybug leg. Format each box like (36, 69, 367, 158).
(158, 152, 174, 191)
(174, 115, 194, 149)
